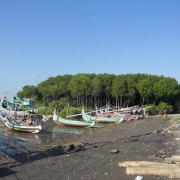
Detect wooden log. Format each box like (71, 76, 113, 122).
(165, 156, 180, 164)
(165, 157, 173, 161)
(172, 156, 180, 162)
(126, 167, 173, 177)
(118, 161, 177, 168)
(169, 169, 180, 178)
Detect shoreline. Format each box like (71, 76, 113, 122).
(1, 114, 180, 179)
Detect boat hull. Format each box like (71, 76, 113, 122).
(3, 117, 42, 133)
(53, 115, 95, 128)
(81, 109, 123, 123)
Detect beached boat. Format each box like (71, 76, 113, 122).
(99, 105, 140, 114)
(0, 114, 42, 133)
(114, 112, 139, 121)
(116, 105, 139, 112)
(53, 110, 95, 128)
(81, 108, 123, 123)
(97, 105, 140, 121)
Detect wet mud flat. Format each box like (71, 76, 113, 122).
(1, 114, 180, 180)
(0, 118, 104, 157)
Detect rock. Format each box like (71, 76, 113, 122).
(135, 175, 143, 180)
(164, 159, 174, 164)
(159, 149, 166, 155)
(63, 144, 75, 151)
(74, 145, 86, 152)
(110, 149, 120, 154)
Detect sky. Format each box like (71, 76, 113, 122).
(0, 0, 180, 100)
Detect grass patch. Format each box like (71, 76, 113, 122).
(173, 117, 179, 122)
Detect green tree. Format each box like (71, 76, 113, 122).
(91, 76, 103, 107)
(112, 75, 127, 107)
(153, 77, 179, 102)
(68, 74, 91, 107)
(17, 85, 35, 99)
(137, 78, 152, 105)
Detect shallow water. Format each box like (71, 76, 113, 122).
(0, 118, 105, 156)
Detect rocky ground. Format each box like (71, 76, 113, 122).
(1, 114, 180, 180)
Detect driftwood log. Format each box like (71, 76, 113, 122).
(169, 169, 180, 178)
(172, 156, 180, 162)
(119, 158, 180, 178)
(126, 167, 177, 176)
(118, 161, 177, 167)
(165, 155, 180, 164)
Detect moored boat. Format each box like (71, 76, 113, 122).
(53, 109, 95, 128)
(0, 95, 34, 117)
(81, 108, 123, 123)
(0, 114, 42, 133)
(0, 95, 43, 117)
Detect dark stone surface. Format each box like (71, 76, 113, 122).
(0, 115, 179, 180)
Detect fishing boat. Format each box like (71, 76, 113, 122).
(81, 108, 123, 123)
(116, 105, 139, 112)
(0, 114, 42, 133)
(114, 112, 139, 121)
(97, 105, 140, 121)
(0, 95, 39, 117)
(53, 109, 95, 128)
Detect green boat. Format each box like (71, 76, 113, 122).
(81, 108, 123, 123)
(53, 110, 95, 128)
(53, 115, 95, 128)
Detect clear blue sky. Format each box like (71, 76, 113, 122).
(1, 0, 180, 100)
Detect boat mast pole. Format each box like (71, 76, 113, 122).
(66, 102, 70, 119)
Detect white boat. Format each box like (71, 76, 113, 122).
(0, 114, 42, 133)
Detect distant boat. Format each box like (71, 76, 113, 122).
(0, 95, 42, 117)
(114, 112, 139, 121)
(95, 105, 140, 121)
(53, 109, 95, 128)
(81, 108, 123, 123)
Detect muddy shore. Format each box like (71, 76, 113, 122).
(1, 114, 180, 180)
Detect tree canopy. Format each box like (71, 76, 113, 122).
(16, 73, 180, 114)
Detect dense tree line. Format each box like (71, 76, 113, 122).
(17, 73, 180, 115)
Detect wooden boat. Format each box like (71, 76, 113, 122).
(116, 105, 139, 112)
(81, 108, 123, 123)
(0, 105, 30, 117)
(0, 96, 43, 117)
(98, 105, 139, 121)
(53, 109, 95, 128)
(98, 105, 140, 114)
(118, 113, 139, 121)
(0, 114, 42, 133)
